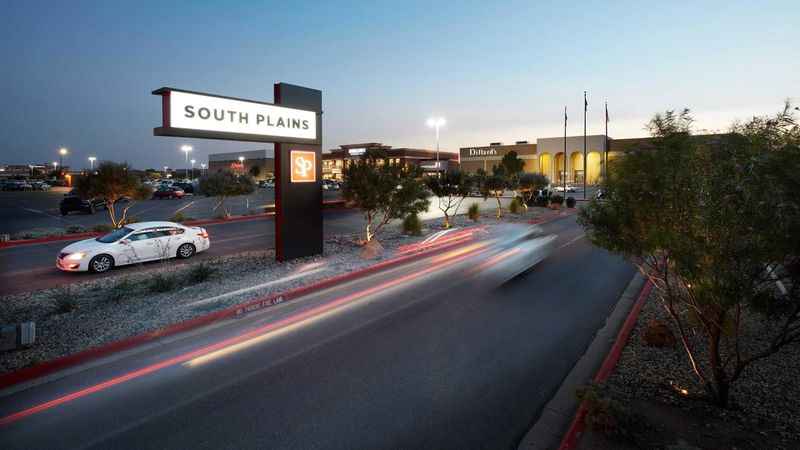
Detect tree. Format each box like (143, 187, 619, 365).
(517, 173, 549, 211)
(426, 169, 473, 228)
(342, 150, 430, 242)
(75, 162, 153, 228)
(578, 104, 800, 408)
(249, 165, 261, 178)
(198, 172, 256, 217)
(477, 167, 507, 219)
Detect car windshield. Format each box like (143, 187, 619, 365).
(96, 227, 133, 243)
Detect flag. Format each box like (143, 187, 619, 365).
(564, 106, 567, 124)
(605, 101, 609, 123)
(584, 91, 588, 112)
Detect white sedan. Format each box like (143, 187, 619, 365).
(57, 221, 210, 273)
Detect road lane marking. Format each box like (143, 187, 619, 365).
(557, 234, 585, 250)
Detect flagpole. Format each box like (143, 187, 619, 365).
(563, 106, 567, 205)
(604, 101, 609, 183)
(583, 91, 587, 200)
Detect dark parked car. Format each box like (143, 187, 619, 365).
(153, 186, 185, 199)
(173, 182, 195, 194)
(60, 195, 106, 215)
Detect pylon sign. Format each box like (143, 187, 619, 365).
(153, 84, 323, 260)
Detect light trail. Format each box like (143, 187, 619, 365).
(0, 237, 491, 427)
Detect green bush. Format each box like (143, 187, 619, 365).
(509, 197, 522, 214)
(108, 277, 133, 302)
(566, 196, 576, 208)
(169, 212, 193, 223)
(92, 223, 114, 233)
(51, 286, 78, 313)
(65, 224, 87, 234)
(148, 273, 178, 293)
(187, 262, 216, 283)
(468, 203, 480, 222)
(402, 213, 422, 236)
(550, 194, 564, 205)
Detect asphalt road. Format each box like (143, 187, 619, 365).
(0, 215, 635, 449)
(0, 209, 366, 296)
(0, 188, 343, 235)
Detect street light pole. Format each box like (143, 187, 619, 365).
(190, 159, 196, 180)
(88, 156, 96, 171)
(58, 147, 68, 171)
(181, 145, 192, 180)
(426, 117, 446, 173)
(238, 156, 245, 175)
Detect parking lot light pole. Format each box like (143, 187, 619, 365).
(238, 156, 245, 175)
(163, 166, 169, 178)
(426, 117, 446, 163)
(88, 156, 96, 171)
(190, 159, 196, 180)
(201, 163, 207, 177)
(181, 145, 192, 180)
(58, 147, 68, 170)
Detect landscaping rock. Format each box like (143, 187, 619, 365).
(360, 239, 384, 259)
(642, 318, 677, 347)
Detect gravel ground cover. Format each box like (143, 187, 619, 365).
(578, 287, 800, 449)
(0, 206, 556, 374)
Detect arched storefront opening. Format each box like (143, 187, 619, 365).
(539, 153, 552, 182)
(554, 152, 566, 184)
(570, 152, 583, 184)
(587, 151, 602, 185)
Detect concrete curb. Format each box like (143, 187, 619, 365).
(0, 229, 477, 390)
(0, 200, 347, 249)
(517, 272, 650, 450)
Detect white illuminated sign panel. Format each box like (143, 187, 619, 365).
(348, 148, 366, 156)
(167, 90, 317, 141)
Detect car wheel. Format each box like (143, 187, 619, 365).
(177, 243, 196, 259)
(89, 254, 114, 273)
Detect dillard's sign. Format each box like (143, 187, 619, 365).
(155, 88, 317, 142)
(466, 147, 498, 157)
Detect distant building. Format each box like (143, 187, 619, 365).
(322, 143, 457, 180)
(207, 149, 274, 180)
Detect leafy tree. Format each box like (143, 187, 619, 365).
(426, 169, 473, 228)
(477, 168, 507, 219)
(249, 165, 261, 178)
(342, 150, 430, 242)
(198, 172, 255, 217)
(75, 162, 153, 228)
(578, 103, 800, 408)
(499, 151, 525, 178)
(517, 173, 549, 210)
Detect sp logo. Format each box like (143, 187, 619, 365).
(290, 150, 316, 183)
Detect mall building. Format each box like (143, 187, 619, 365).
(459, 135, 656, 185)
(322, 143, 457, 180)
(207, 149, 274, 180)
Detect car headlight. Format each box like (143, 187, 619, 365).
(65, 252, 86, 261)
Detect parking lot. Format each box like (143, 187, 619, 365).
(0, 187, 343, 235)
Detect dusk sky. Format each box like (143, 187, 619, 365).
(1, 0, 797, 170)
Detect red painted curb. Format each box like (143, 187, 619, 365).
(0, 230, 477, 390)
(557, 279, 653, 450)
(0, 200, 349, 249)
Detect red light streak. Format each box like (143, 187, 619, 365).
(0, 240, 489, 426)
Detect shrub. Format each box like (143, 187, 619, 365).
(550, 194, 564, 205)
(402, 213, 422, 236)
(468, 203, 480, 222)
(509, 197, 522, 214)
(566, 196, 576, 208)
(65, 225, 87, 234)
(148, 273, 178, 293)
(187, 262, 216, 283)
(51, 286, 78, 313)
(169, 212, 193, 223)
(92, 223, 114, 233)
(108, 277, 133, 302)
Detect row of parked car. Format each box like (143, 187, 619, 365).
(1, 180, 52, 191)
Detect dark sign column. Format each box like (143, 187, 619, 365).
(274, 83, 323, 261)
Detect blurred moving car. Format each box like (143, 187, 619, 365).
(60, 195, 106, 215)
(552, 185, 577, 193)
(31, 181, 51, 190)
(258, 179, 275, 188)
(56, 221, 210, 273)
(153, 186, 185, 199)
